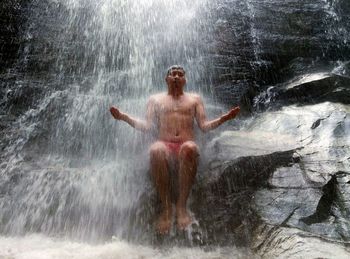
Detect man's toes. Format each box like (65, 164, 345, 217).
(157, 227, 166, 234)
(158, 224, 168, 234)
(178, 223, 186, 230)
(157, 221, 171, 234)
(177, 216, 192, 230)
(158, 226, 170, 235)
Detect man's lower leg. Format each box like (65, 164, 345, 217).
(150, 146, 172, 234)
(176, 145, 198, 230)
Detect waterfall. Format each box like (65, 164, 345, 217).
(0, 0, 215, 242)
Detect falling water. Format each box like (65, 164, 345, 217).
(0, 0, 251, 257)
(1, 0, 211, 233)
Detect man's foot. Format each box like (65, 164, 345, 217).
(157, 207, 172, 234)
(176, 208, 192, 230)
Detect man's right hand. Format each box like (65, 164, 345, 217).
(110, 106, 124, 120)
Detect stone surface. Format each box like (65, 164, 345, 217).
(255, 72, 350, 111)
(205, 130, 299, 162)
(253, 225, 350, 258)
(0, 0, 27, 73)
(208, 0, 350, 107)
(192, 101, 350, 255)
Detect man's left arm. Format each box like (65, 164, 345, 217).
(195, 95, 240, 133)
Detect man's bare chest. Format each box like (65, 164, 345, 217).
(156, 100, 195, 116)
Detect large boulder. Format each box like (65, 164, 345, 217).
(192, 102, 350, 256)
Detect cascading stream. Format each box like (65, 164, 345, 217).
(0, 0, 217, 243)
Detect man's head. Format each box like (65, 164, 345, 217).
(165, 65, 186, 91)
(166, 65, 185, 76)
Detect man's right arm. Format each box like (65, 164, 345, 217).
(110, 98, 156, 132)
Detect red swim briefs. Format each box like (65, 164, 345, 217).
(163, 141, 183, 155)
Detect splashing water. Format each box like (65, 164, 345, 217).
(0, 0, 222, 246)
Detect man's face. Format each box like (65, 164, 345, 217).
(166, 69, 186, 89)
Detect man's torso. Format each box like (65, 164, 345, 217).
(151, 93, 198, 142)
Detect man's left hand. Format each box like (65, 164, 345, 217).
(223, 106, 240, 121)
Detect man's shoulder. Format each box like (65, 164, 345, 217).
(185, 92, 202, 102)
(148, 92, 167, 103)
(187, 92, 201, 98)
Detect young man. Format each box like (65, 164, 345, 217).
(110, 65, 240, 234)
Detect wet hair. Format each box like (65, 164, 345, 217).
(166, 65, 185, 76)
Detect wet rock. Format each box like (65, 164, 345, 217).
(209, 0, 350, 99)
(255, 72, 350, 110)
(279, 73, 350, 105)
(193, 102, 350, 253)
(205, 130, 299, 162)
(254, 187, 323, 226)
(333, 61, 350, 78)
(194, 144, 297, 245)
(253, 225, 350, 258)
(0, 0, 28, 73)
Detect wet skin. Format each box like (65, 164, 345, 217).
(110, 68, 240, 234)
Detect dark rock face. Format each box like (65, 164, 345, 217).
(0, 0, 71, 158)
(0, 0, 28, 73)
(0, 0, 28, 131)
(208, 0, 350, 110)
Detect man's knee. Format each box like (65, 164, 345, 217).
(179, 141, 199, 160)
(149, 142, 168, 161)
